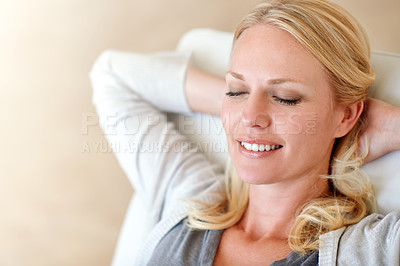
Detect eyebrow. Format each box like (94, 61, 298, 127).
(226, 71, 304, 85)
(227, 71, 245, 81)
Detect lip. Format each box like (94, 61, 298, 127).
(236, 138, 283, 159)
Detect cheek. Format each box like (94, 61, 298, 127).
(273, 112, 317, 135)
(221, 100, 230, 133)
(221, 99, 240, 136)
(284, 111, 336, 146)
(221, 99, 229, 121)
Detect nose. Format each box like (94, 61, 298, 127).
(241, 94, 271, 128)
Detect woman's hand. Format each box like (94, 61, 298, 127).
(360, 98, 400, 163)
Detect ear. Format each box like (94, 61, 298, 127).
(334, 101, 364, 138)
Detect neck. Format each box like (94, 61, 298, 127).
(237, 175, 329, 240)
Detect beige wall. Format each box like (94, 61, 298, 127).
(0, 0, 398, 265)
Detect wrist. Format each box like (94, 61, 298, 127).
(386, 105, 400, 152)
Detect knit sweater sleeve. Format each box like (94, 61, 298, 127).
(90, 50, 224, 218)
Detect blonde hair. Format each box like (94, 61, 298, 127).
(187, 0, 376, 254)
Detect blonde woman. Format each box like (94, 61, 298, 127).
(90, 0, 400, 265)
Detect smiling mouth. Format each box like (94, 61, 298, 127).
(240, 141, 283, 152)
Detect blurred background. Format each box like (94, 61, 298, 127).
(0, 0, 399, 265)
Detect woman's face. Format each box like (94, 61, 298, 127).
(222, 24, 346, 185)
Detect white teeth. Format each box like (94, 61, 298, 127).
(240, 141, 281, 152)
(244, 142, 251, 150)
(251, 144, 258, 151)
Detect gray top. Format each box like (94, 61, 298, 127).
(148, 219, 318, 266)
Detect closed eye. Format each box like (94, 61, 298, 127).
(273, 96, 300, 106)
(225, 91, 247, 97)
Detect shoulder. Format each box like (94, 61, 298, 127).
(343, 212, 400, 242)
(340, 212, 399, 265)
(319, 212, 400, 266)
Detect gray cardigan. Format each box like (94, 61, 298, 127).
(90, 50, 400, 266)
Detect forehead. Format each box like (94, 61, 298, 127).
(230, 24, 330, 90)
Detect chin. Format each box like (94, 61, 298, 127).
(235, 167, 279, 185)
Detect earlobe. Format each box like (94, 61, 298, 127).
(335, 101, 364, 138)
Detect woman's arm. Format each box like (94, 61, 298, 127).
(360, 98, 400, 163)
(90, 50, 223, 205)
(184, 67, 226, 116)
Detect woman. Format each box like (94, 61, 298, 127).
(91, 0, 400, 265)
